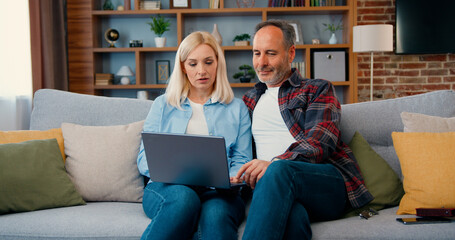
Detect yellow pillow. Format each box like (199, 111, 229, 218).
(392, 132, 455, 215)
(0, 128, 65, 161)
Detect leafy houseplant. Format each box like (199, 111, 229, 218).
(323, 21, 343, 44)
(233, 64, 256, 83)
(147, 15, 170, 47)
(233, 33, 251, 46)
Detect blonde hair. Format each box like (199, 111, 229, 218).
(165, 31, 234, 108)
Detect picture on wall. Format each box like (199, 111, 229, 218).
(156, 60, 170, 84)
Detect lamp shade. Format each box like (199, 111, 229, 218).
(116, 66, 134, 76)
(353, 24, 393, 53)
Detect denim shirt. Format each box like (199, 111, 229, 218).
(137, 95, 252, 179)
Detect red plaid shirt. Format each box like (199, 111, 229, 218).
(243, 69, 373, 208)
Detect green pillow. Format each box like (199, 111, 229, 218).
(0, 139, 85, 215)
(343, 131, 405, 217)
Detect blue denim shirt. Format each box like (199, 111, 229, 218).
(137, 95, 252, 179)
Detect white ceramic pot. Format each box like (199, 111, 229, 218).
(155, 37, 166, 48)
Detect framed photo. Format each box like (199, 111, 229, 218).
(170, 0, 191, 9)
(156, 60, 170, 84)
(288, 21, 304, 45)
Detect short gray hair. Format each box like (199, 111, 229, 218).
(254, 19, 296, 49)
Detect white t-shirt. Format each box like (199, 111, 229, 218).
(186, 99, 209, 135)
(252, 87, 295, 161)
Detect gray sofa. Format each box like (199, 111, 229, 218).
(1, 89, 454, 239)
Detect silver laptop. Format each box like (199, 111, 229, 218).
(141, 132, 245, 189)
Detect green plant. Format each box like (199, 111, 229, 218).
(233, 33, 251, 42)
(147, 15, 170, 37)
(233, 64, 256, 82)
(323, 22, 343, 33)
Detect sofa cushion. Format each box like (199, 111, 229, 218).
(0, 128, 65, 161)
(392, 132, 455, 215)
(0, 139, 85, 214)
(343, 132, 404, 217)
(62, 121, 145, 202)
(401, 112, 455, 132)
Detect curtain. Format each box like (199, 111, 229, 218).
(29, 0, 68, 92)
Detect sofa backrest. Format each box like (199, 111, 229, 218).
(30, 89, 153, 130)
(340, 90, 455, 179)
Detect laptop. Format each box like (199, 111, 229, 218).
(141, 132, 245, 189)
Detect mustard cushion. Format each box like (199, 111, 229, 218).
(0, 128, 65, 161)
(0, 139, 85, 214)
(392, 132, 455, 215)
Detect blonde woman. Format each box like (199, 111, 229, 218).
(137, 31, 252, 240)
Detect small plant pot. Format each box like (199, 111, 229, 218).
(155, 37, 166, 48)
(239, 77, 251, 83)
(234, 40, 250, 46)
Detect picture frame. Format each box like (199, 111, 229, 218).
(156, 60, 170, 84)
(288, 21, 304, 45)
(170, 0, 191, 9)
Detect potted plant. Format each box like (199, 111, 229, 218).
(233, 33, 251, 46)
(233, 64, 256, 83)
(323, 21, 343, 44)
(147, 15, 170, 48)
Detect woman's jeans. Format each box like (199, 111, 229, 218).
(141, 182, 245, 240)
(242, 161, 347, 240)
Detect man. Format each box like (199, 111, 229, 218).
(235, 20, 373, 239)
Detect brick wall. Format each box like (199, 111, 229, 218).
(356, 0, 455, 102)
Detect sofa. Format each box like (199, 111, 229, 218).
(0, 89, 454, 239)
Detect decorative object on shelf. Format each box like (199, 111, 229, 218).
(236, 0, 255, 8)
(156, 60, 170, 84)
(129, 40, 143, 47)
(137, 91, 149, 100)
(103, 0, 114, 10)
(312, 38, 320, 45)
(140, 0, 161, 10)
(148, 15, 170, 48)
(170, 0, 191, 9)
(104, 28, 119, 48)
(116, 66, 134, 85)
(124, 0, 131, 10)
(288, 21, 304, 45)
(211, 24, 222, 46)
(323, 21, 343, 44)
(117, 5, 124, 11)
(353, 24, 393, 101)
(233, 64, 256, 83)
(233, 33, 251, 46)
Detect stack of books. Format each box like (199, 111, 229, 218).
(95, 73, 114, 85)
(140, 0, 161, 10)
(269, 0, 304, 7)
(291, 61, 305, 77)
(209, 0, 220, 9)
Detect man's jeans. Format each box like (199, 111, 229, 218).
(141, 182, 245, 240)
(242, 161, 347, 240)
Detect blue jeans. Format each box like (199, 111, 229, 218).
(141, 182, 245, 240)
(242, 161, 347, 240)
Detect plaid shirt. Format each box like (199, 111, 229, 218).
(243, 69, 373, 208)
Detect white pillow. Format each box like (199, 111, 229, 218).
(62, 121, 145, 202)
(401, 112, 455, 132)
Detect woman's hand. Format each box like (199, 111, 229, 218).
(235, 159, 271, 189)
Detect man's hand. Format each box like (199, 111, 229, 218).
(235, 159, 272, 189)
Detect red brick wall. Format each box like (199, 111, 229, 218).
(356, 0, 455, 102)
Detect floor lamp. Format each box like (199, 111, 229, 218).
(353, 24, 393, 101)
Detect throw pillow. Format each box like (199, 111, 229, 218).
(0, 128, 65, 161)
(343, 132, 404, 217)
(392, 132, 455, 215)
(0, 139, 85, 214)
(62, 121, 145, 202)
(401, 112, 455, 132)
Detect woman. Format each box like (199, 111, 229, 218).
(137, 31, 252, 240)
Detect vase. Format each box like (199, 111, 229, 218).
(211, 24, 222, 46)
(329, 32, 337, 44)
(155, 37, 166, 48)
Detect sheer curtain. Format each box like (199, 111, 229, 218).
(0, 0, 33, 131)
